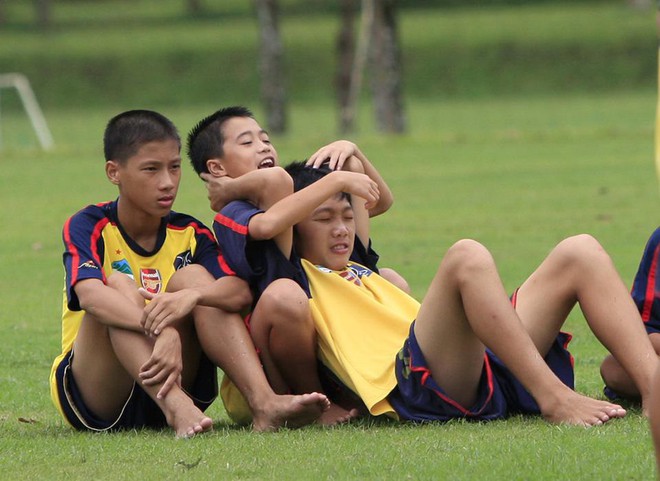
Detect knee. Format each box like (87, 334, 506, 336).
(257, 279, 311, 327)
(553, 234, 609, 269)
(167, 264, 213, 291)
(106, 272, 143, 305)
(443, 239, 495, 280)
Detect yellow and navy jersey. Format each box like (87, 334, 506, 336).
(50, 199, 233, 408)
(300, 259, 420, 417)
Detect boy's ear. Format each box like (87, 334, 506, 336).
(206, 159, 226, 177)
(105, 160, 121, 185)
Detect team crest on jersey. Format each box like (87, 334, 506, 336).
(339, 268, 362, 286)
(111, 259, 134, 278)
(140, 268, 162, 294)
(174, 250, 193, 271)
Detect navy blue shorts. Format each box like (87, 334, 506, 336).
(54, 349, 218, 432)
(389, 321, 574, 422)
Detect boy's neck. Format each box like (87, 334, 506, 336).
(116, 200, 163, 251)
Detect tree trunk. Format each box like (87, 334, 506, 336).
(255, 0, 287, 134)
(370, 0, 405, 133)
(186, 0, 203, 15)
(339, 0, 374, 134)
(336, 0, 357, 133)
(35, 0, 52, 29)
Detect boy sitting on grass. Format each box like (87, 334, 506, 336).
(282, 161, 657, 425)
(601, 227, 660, 406)
(186, 106, 404, 424)
(49, 110, 329, 437)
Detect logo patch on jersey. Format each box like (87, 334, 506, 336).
(111, 259, 134, 278)
(140, 268, 162, 294)
(78, 260, 99, 270)
(346, 263, 373, 279)
(339, 268, 362, 286)
(174, 250, 193, 271)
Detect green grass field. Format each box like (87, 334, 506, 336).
(1, 1, 660, 480)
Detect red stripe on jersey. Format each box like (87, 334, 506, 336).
(215, 212, 249, 235)
(62, 216, 79, 285)
(64, 216, 108, 285)
(168, 219, 236, 276)
(641, 243, 660, 323)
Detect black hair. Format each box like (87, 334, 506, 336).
(103, 110, 180, 163)
(284, 160, 351, 202)
(186, 106, 254, 175)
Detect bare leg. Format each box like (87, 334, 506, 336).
(71, 273, 212, 438)
(379, 267, 411, 294)
(650, 361, 660, 472)
(250, 279, 359, 425)
(180, 268, 330, 431)
(515, 235, 655, 413)
(414, 239, 624, 426)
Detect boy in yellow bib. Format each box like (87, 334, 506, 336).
(287, 162, 656, 425)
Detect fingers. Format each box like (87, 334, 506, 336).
(156, 372, 181, 399)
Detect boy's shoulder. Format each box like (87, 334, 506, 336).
(66, 200, 115, 227)
(214, 199, 262, 229)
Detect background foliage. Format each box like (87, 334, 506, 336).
(0, 1, 658, 479)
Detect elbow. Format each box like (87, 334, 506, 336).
(224, 278, 253, 312)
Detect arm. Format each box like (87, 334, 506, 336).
(141, 276, 253, 336)
(201, 167, 290, 212)
(247, 169, 379, 241)
(74, 278, 146, 332)
(307, 140, 394, 217)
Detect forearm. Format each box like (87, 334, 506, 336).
(352, 149, 393, 217)
(76, 280, 145, 332)
(193, 276, 253, 313)
(249, 172, 350, 240)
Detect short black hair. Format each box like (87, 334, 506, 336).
(284, 160, 351, 202)
(103, 110, 180, 163)
(187, 106, 254, 175)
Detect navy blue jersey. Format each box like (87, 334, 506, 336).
(213, 200, 308, 300)
(631, 227, 660, 334)
(213, 200, 381, 301)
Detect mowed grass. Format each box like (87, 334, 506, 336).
(1, 0, 660, 479)
(0, 89, 658, 480)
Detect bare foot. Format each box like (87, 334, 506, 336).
(252, 392, 330, 432)
(318, 403, 360, 426)
(539, 389, 626, 427)
(163, 390, 214, 438)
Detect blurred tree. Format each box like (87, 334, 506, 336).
(255, 0, 287, 134)
(0, 0, 5, 26)
(337, 0, 359, 133)
(336, 0, 405, 134)
(186, 0, 203, 14)
(370, 0, 405, 133)
(35, 0, 52, 29)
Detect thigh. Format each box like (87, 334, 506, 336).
(70, 273, 146, 420)
(412, 243, 489, 405)
(513, 251, 577, 356)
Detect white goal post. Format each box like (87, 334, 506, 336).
(0, 73, 54, 150)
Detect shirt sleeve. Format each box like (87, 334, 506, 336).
(631, 227, 660, 333)
(62, 206, 108, 311)
(213, 200, 262, 281)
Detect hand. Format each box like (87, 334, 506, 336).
(332, 171, 380, 210)
(139, 327, 182, 399)
(200, 172, 231, 212)
(140, 288, 199, 336)
(307, 140, 359, 171)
